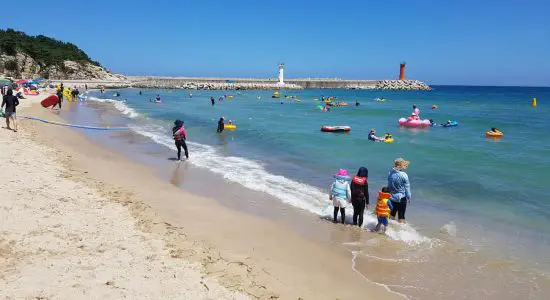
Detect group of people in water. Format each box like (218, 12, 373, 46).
(329, 158, 411, 233)
(368, 129, 393, 142)
(53, 83, 81, 109)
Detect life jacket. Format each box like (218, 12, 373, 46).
(375, 191, 392, 217)
(331, 176, 350, 200)
(351, 176, 367, 198)
(173, 126, 186, 141)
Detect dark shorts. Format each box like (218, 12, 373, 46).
(390, 197, 407, 220)
(4, 111, 15, 119)
(377, 216, 388, 226)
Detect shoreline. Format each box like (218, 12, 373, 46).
(1, 95, 401, 298)
(76, 87, 550, 299)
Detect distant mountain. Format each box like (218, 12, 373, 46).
(0, 28, 124, 80)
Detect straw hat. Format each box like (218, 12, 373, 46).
(394, 158, 410, 170)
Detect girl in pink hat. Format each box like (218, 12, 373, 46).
(329, 169, 351, 224)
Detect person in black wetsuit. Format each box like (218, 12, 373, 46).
(350, 167, 369, 227)
(172, 120, 188, 160)
(54, 88, 63, 109)
(210, 97, 215, 106)
(1, 89, 19, 132)
(217, 117, 225, 133)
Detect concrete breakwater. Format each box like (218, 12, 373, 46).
(52, 77, 431, 91)
(128, 77, 303, 90)
(374, 80, 431, 90)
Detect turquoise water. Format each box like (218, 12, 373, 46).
(84, 86, 550, 267)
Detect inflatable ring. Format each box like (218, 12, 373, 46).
(486, 131, 503, 138)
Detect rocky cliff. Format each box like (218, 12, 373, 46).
(0, 28, 124, 80)
(0, 51, 125, 80)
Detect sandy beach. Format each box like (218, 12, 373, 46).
(0, 92, 400, 299)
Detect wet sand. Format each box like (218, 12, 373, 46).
(0, 96, 400, 299)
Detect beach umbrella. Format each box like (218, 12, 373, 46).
(16, 79, 28, 85)
(0, 78, 12, 87)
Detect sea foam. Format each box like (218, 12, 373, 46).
(85, 96, 140, 119)
(128, 123, 430, 245)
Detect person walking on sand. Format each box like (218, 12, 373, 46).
(350, 167, 369, 227)
(387, 158, 411, 224)
(329, 169, 351, 224)
(1, 89, 19, 132)
(172, 120, 189, 161)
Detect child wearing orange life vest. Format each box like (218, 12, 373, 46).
(375, 187, 394, 233)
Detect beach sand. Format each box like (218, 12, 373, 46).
(0, 93, 400, 299)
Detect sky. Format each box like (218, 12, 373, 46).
(1, 0, 549, 86)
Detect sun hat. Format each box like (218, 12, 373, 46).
(394, 158, 410, 170)
(334, 169, 349, 177)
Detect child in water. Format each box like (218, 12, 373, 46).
(374, 187, 393, 233)
(329, 169, 351, 224)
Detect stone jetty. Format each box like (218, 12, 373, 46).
(374, 80, 432, 91)
(50, 77, 432, 91)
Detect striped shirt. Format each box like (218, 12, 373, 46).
(387, 168, 411, 202)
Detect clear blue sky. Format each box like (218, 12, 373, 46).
(2, 0, 549, 86)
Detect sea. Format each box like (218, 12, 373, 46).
(66, 86, 550, 299)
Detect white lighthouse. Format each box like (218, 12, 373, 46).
(277, 63, 285, 86)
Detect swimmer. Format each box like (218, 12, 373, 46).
(355, 101, 360, 106)
(490, 127, 501, 133)
(368, 129, 383, 142)
(217, 117, 225, 133)
(429, 119, 437, 127)
(384, 133, 393, 141)
(210, 97, 215, 106)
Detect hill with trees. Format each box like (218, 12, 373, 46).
(0, 28, 124, 80)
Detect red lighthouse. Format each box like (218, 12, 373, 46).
(399, 62, 406, 80)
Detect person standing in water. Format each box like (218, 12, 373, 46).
(172, 120, 188, 161)
(1, 89, 19, 132)
(217, 117, 225, 133)
(329, 169, 351, 224)
(387, 158, 411, 223)
(350, 167, 369, 227)
(210, 97, 215, 106)
(54, 88, 63, 109)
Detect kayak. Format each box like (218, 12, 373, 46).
(321, 125, 351, 133)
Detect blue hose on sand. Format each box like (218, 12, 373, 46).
(20, 116, 129, 131)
